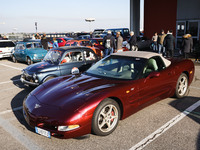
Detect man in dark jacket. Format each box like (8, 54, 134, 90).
(181, 34, 193, 59)
(163, 30, 175, 58)
(128, 31, 137, 51)
(103, 30, 116, 57)
(41, 33, 49, 50)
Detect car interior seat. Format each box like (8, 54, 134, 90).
(143, 58, 158, 76)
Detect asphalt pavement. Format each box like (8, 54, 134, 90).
(0, 58, 200, 150)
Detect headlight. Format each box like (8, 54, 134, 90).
(21, 70, 25, 74)
(34, 54, 37, 57)
(58, 125, 80, 131)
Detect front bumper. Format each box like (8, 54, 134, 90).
(20, 76, 39, 86)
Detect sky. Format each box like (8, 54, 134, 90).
(0, 0, 132, 33)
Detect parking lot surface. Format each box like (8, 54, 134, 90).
(0, 58, 200, 150)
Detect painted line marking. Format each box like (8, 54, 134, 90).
(129, 100, 200, 150)
(0, 63, 23, 71)
(0, 87, 18, 92)
(0, 115, 42, 150)
(0, 106, 23, 115)
(0, 79, 20, 85)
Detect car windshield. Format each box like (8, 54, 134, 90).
(43, 50, 64, 64)
(26, 42, 42, 49)
(0, 41, 15, 47)
(85, 55, 146, 80)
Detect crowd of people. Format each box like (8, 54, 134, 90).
(30, 30, 200, 62)
(151, 29, 200, 62)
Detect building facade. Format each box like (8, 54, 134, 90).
(130, 0, 200, 48)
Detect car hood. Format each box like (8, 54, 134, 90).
(25, 61, 58, 73)
(31, 74, 118, 109)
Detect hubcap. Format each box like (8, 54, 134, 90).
(178, 76, 188, 96)
(98, 104, 118, 133)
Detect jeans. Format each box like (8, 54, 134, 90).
(104, 48, 114, 57)
(158, 44, 165, 56)
(153, 43, 158, 51)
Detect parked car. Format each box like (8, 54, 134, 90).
(100, 28, 130, 40)
(23, 51, 194, 138)
(11, 40, 47, 65)
(21, 46, 99, 87)
(0, 40, 15, 59)
(65, 40, 103, 58)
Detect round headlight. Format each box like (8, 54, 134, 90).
(34, 54, 37, 57)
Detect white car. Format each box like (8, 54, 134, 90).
(0, 40, 15, 58)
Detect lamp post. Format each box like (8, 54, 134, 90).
(85, 18, 95, 32)
(35, 22, 37, 33)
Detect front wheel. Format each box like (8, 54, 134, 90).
(92, 98, 120, 136)
(175, 73, 189, 98)
(27, 57, 33, 65)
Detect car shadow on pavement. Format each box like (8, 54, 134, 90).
(169, 96, 200, 149)
(11, 75, 27, 89)
(11, 86, 35, 132)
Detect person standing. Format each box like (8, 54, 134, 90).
(116, 32, 123, 52)
(157, 29, 166, 55)
(163, 30, 175, 58)
(152, 32, 158, 52)
(128, 31, 137, 51)
(181, 33, 193, 59)
(103, 30, 116, 57)
(52, 37, 59, 48)
(41, 33, 49, 50)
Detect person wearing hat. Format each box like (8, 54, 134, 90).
(103, 30, 116, 57)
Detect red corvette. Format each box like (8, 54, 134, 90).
(23, 51, 194, 139)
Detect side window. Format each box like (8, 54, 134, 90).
(142, 56, 165, 77)
(83, 50, 96, 61)
(61, 51, 83, 64)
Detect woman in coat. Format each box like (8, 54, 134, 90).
(181, 34, 193, 59)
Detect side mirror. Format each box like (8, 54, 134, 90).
(71, 67, 79, 75)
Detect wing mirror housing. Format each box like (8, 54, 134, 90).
(71, 67, 80, 75)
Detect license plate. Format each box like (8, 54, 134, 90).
(35, 127, 51, 138)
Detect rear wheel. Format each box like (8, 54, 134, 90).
(92, 98, 120, 136)
(27, 57, 33, 65)
(175, 73, 189, 98)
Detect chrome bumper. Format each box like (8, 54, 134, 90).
(20, 76, 39, 86)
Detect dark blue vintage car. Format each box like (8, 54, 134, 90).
(11, 40, 47, 65)
(20, 46, 99, 86)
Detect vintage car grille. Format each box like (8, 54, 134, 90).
(22, 71, 34, 82)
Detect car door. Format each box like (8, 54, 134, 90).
(15, 44, 25, 61)
(59, 50, 85, 76)
(20, 43, 28, 62)
(137, 56, 174, 106)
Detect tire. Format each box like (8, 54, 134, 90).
(27, 57, 33, 65)
(175, 73, 189, 98)
(92, 98, 120, 136)
(12, 55, 17, 63)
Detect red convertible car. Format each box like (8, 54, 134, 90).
(23, 51, 194, 139)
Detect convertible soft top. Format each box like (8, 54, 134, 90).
(112, 51, 171, 67)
